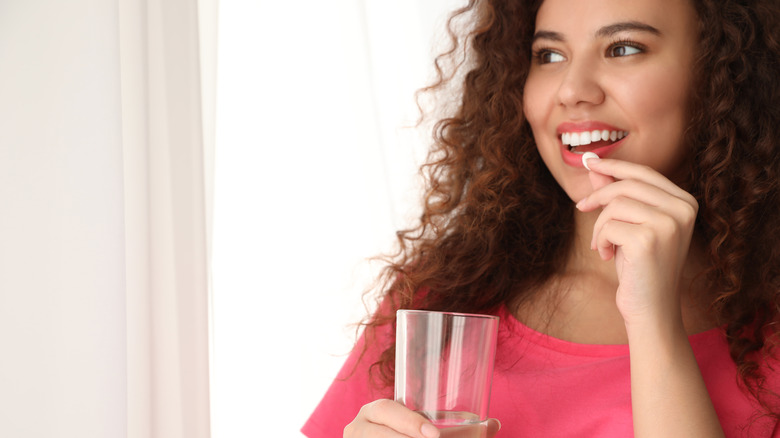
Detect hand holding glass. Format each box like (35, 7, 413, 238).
(395, 310, 499, 438)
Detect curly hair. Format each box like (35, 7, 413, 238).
(361, 0, 780, 417)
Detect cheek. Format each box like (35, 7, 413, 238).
(522, 91, 537, 128)
(615, 67, 690, 122)
(522, 74, 548, 129)
(613, 69, 691, 173)
(522, 99, 549, 158)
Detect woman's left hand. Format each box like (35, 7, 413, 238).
(574, 156, 699, 328)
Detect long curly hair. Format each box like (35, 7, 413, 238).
(361, 0, 780, 416)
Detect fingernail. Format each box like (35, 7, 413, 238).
(582, 151, 600, 171)
(496, 419, 502, 430)
(575, 198, 586, 210)
(421, 423, 440, 438)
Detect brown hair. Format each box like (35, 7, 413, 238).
(362, 0, 780, 416)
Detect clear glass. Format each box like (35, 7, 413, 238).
(395, 310, 499, 437)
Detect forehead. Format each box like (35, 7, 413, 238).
(534, 0, 697, 38)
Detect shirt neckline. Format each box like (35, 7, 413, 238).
(497, 305, 725, 358)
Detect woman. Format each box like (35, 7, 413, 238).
(303, 0, 780, 436)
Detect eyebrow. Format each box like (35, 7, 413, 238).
(597, 21, 661, 38)
(532, 21, 662, 43)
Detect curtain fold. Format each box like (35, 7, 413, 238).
(120, 0, 214, 437)
(0, 1, 213, 437)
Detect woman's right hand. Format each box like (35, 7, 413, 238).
(343, 399, 440, 438)
(343, 399, 501, 438)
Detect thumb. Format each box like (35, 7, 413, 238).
(588, 169, 615, 192)
(486, 418, 501, 437)
(582, 154, 615, 192)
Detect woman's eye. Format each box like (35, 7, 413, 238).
(536, 50, 566, 64)
(607, 43, 643, 58)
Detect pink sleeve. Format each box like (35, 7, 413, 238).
(301, 322, 395, 438)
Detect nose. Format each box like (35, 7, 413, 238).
(557, 58, 605, 108)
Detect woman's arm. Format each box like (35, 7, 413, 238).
(577, 157, 725, 437)
(626, 317, 724, 437)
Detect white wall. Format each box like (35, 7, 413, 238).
(211, 0, 464, 436)
(0, 2, 127, 437)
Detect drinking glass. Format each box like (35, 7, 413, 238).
(395, 310, 499, 438)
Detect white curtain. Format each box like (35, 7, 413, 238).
(0, 1, 215, 437)
(120, 0, 215, 437)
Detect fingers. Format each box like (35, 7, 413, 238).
(578, 181, 698, 228)
(575, 157, 698, 265)
(580, 193, 695, 263)
(587, 165, 615, 193)
(344, 400, 501, 438)
(592, 214, 654, 261)
(589, 198, 648, 260)
(580, 157, 696, 205)
(576, 159, 698, 241)
(585, 194, 695, 255)
(579, 178, 693, 211)
(486, 418, 502, 437)
(344, 399, 440, 438)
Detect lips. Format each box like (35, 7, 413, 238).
(556, 121, 628, 167)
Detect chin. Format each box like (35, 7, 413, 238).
(547, 169, 591, 203)
(563, 187, 590, 203)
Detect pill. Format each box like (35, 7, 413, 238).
(582, 152, 599, 171)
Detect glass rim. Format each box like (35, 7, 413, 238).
(396, 309, 499, 321)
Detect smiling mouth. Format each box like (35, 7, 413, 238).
(561, 129, 628, 153)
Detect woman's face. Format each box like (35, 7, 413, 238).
(523, 0, 699, 201)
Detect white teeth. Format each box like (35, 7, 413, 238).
(561, 130, 628, 146)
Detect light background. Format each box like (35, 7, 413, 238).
(211, 1, 465, 436)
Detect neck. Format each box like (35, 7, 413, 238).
(567, 209, 619, 286)
(513, 208, 714, 344)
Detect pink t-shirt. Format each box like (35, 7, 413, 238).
(302, 306, 780, 437)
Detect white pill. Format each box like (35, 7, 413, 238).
(582, 151, 599, 171)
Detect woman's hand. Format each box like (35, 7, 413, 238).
(344, 399, 501, 438)
(574, 156, 698, 327)
(576, 156, 724, 437)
